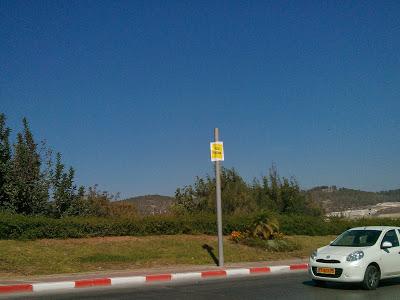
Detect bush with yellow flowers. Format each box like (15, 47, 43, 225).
(230, 230, 244, 243)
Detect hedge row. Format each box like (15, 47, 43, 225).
(1, 212, 400, 240)
(0, 213, 253, 240)
(280, 215, 400, 236)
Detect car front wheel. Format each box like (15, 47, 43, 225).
(362, 265, 380, 290)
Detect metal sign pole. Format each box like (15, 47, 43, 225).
(214, 128, 224, 267)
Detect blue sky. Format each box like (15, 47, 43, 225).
(1, 1, 399, 198)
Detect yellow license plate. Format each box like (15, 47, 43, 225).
(317, 267, 335, 275)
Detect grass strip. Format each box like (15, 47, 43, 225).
(0, 234, 334, 278)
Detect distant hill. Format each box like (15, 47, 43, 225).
(119, 195, 175, 215)
(307, 186, 400, 212)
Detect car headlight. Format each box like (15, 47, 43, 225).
(310, 250, 317, 260)
(346, 250, 364, 262)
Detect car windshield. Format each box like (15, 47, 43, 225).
(331, 230, 382, 247)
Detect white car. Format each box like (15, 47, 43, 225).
(309, 226, 400, 290)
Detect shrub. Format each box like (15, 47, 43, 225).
(250, 211, 280, 240)
(230, 231, 244, 243)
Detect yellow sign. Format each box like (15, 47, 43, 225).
(210, 142, 224, 161)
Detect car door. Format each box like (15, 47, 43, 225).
(380, 229, 400, 277)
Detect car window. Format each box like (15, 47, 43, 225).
(382, 230, 399, 247)
(331, 230, 381, 247)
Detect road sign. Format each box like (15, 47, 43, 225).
(210, 142, 224, 161)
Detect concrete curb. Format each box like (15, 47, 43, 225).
(0, 263, 309, 295)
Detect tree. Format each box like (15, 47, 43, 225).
(51, 153, 77, 217)
(267, 165, 283, 211)
(64, 185, 88, 216)
(0, 113, 11, 210)
(0, 114, 96, 217)
(220, 168, 255, 214)
(7, 118, 48, 214)
(280, 177, 301, 214)
(173, 168, 256, 215)
(174, 185, 199, 214)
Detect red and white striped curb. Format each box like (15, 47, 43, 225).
(0, 263, 308, 295)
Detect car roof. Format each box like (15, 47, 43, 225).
(349, 226, 400, 231)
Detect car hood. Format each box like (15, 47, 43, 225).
(317, 245, 370, 257)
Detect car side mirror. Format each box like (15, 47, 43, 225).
(381, 241, 393, 249)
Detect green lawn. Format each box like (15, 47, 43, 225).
(0, 235, 335, 278)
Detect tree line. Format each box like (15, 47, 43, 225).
(173, 166, 324, 216)
(0, 113, 136, 218)
(0, 112, 323, 219)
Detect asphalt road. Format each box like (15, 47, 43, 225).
(5, 271, 400, 300)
